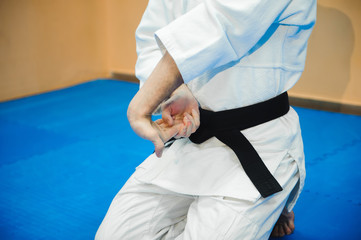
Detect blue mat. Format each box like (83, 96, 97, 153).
(0, 79, 360, 239)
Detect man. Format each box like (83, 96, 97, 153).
(96, 0, 316, 239)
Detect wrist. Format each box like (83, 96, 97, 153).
(127, 98, 149, 123)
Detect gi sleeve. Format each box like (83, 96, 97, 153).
(155, 0, 294, 83)
(135, 0, 172, 88)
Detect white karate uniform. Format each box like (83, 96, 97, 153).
(96, 0, 316, 239)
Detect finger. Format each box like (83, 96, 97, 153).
(278, 225, 285, 237)
(155, 118, 182, 142)
(174, 124, 186, 138)
(179, 116, 190, 138)
(154, 118, 164, 125)
(191, 108, 200, 130)
(184, 112, 196, 134)
(271, 226, 280, 237)
(162, 107, 174, 126)
(283, 224, 292, 235)
(288, 216, 295, 231)
(183, 114, 193, 137)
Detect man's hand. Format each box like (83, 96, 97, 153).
(127, 51, 200, 158)
(160, 84, 200, 138)
(127, 51, 184, 157)
(128, 84, 200, 157)
(127, 113, 182, 157)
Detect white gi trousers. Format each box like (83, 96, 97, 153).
(95, 152, 299, 240)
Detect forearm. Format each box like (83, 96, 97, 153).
(128, 51, 184, 120)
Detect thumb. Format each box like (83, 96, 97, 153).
(161, 94, 181, 125)
(162, 106, 174, 126)
(153, 137, 165, 158)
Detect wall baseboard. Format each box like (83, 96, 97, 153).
(289, 96, 361, 116)
(110, 72, 361, 116)
(111, 72, 139, 83)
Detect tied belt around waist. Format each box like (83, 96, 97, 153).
(189, 92, 290, 198)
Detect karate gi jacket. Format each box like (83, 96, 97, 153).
(133, 0, 317, 210)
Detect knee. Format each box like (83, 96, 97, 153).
(94, 222, 110, 240)
(95, 226, 121, 240)
(94, 215, 140, 240)
(94, 219, 123, 240)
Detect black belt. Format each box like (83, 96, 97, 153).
(189, 92, 290, 198)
